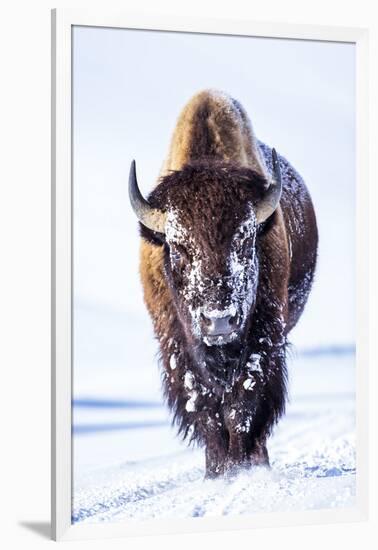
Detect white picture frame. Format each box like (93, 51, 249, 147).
(51, 8, 369, 541)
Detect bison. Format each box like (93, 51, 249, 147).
(129, 89, 318, 477)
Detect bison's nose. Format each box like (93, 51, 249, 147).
(200, 312, 240, 336)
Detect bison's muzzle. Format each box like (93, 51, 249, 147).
(200, 310, 241, 346)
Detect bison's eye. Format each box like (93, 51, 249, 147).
(241, 237, 254, 255)
(233, 236, 254, 259)
(169, 244, 189, 269)
(170, 248, 181, 264)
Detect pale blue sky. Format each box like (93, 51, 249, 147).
(72, 25, 355, 349)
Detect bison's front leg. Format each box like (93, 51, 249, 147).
(224, 405, 269, 471)
(229, 434, 269, 469)
(224, 343, 286, 471)
(205, 437, 228, 478)
(249, 438, 269, 466)
(202, 418, 229, 478)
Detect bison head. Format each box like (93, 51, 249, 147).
(129, 153, 281, 348)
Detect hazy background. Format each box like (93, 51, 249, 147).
(72, 25, 355, 410)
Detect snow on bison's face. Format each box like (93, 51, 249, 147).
(164, 201, 259, 347)
(129, 154, 282, 348)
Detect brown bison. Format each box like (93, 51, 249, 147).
(129, 89, 318, 477)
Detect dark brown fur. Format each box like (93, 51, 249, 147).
(138, 91, 318, 477)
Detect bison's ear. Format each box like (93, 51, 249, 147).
(139, 222, 166, 246)
(254, 149, 282, 224)
(257, 209, 278, 236)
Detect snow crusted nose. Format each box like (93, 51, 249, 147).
(200, 312, 240, 336)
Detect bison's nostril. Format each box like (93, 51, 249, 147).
(228, 314, 239, 328)
(201, 312, 240, 336)
(200, 312, 212, 327)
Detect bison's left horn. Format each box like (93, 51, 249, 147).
(255, 148, 282, 224)
(128, 160, 167, 233)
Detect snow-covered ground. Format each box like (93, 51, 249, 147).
(72, 338, 355, 523)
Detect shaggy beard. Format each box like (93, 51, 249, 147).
(192, 335, 248, 390)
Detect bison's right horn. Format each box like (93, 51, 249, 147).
(128, 160, 167, 233)
(255, 148, 282, 224)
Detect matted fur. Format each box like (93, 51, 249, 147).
(137, 90, 318, 477)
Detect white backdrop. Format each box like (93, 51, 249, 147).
(0, 1, 376, 549)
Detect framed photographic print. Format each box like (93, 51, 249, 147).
(51, 8, 369, 541)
